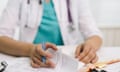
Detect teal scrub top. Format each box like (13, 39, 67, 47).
(33, 0, 64, 45)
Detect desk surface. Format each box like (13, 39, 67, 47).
(0, 46, 120, 71)
(60, 46, 120, 61)
(60, 46, 120, 69)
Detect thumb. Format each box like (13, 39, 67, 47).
(45, 42, 58, 51)
(75, 44, 84, 58)
(35, 45, 53, 58)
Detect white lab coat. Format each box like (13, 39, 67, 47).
(0, 0, 102, 45)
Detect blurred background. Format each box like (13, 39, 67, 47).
(0, 0, 120, 46)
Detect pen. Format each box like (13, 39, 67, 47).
(41, 42, 46, 63)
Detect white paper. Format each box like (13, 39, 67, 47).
(5, 49, 79, 72)
(102, 62, 120, 72)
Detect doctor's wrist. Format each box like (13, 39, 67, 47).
(28, 44, 36, 57)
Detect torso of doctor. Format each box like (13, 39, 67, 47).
(0, 0, 102, 45)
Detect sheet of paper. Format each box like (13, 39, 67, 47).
(102, 62, 120, 72)
(5, 49, 79, 72)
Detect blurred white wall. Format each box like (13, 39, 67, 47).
(0, 0, 8, 17)
(90, 0, 120, 28)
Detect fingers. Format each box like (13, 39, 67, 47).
(80, 50, 96, 63)
(75, 43, 98, 64)
(35, 45, 53, 58)
(31, 60, 40, 68)
(35, 42, 57, 58)
(46, 59, 55, 68)
(31, 56, 55, 68)
(76, 44, 90, 60)
(46, 42, 58, 51)
(30, 43, 57, 68)
(91, 55, 99, 63)
(77, 44, 91, 60)
(75, 44, 83, 58)
(31, 57, 44, 67)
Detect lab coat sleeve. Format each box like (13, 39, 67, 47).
(0, 0, 21, 38)
(77, 0, 103, 39)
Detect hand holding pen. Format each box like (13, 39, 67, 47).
(29, 42, 58, 68)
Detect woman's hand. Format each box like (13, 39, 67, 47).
(75, 42, 98, 64)
(29, 42, 58, 68)
(75, 36, 102, 64)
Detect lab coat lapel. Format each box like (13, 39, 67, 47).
(27, 0, 42, 28)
